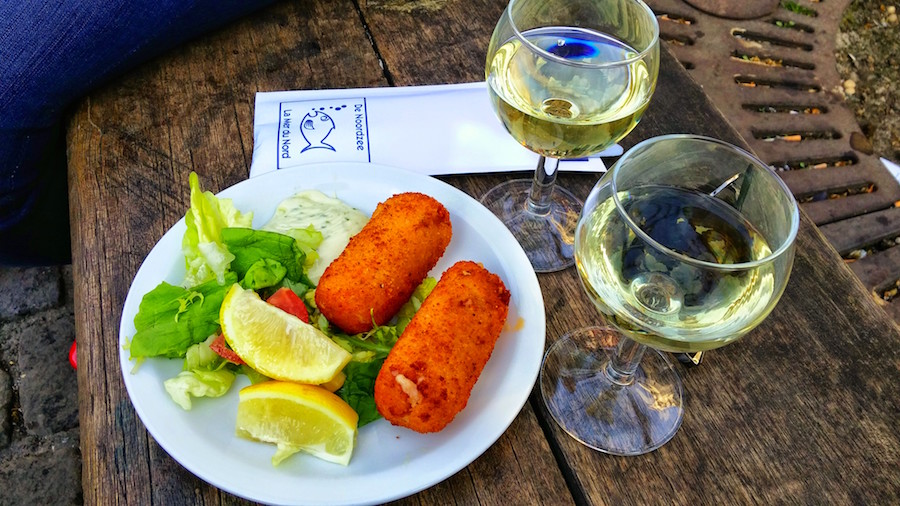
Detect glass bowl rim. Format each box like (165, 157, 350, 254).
(504, 0, 660, 69)
(608, 133, 801, 271)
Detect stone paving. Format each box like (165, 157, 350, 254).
(0, 266, 81, 505)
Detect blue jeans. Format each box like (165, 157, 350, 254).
(0, 0, 277, 265)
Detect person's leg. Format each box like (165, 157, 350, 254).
(0, 0, 279, 266)
(0, 127, 71, 266)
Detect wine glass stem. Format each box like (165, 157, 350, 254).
(606, 335, 647, 386)
(525, 155, 560, 216)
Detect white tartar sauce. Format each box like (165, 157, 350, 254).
(262, 190, 368, 283)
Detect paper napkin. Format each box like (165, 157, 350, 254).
(249, 81, 619, 178)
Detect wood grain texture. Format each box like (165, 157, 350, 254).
(850, 243, 900, 293)
(67, 0, 900, 504)
(366, 3, 899, 503)
(68, 0, 570, 505)
(525, 43, 900, 506)
(69, 1, 386, 504)
(820, 207, 900, 256)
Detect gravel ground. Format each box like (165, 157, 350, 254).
(836, 1, 900, 161)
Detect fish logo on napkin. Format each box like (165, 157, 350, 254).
(252, 82, 616, 177)
(299, 111, 335, 152)
(277, 100, 371, 166)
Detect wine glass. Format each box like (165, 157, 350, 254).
(482, 0, 660, 272)
(541, 135, 800, 455)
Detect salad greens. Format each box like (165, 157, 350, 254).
(329, 278, 436, 426)
(240, 258, 287, 290)
(337, 361, 383, 427)
(182, 172, 253, 288)
(221, 227, 315, 286)
(129, 172, 433, 428)
(164, 335, 236, 410)
(130, 272, 237, 359)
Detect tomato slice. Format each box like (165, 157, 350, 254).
(266, 287, 310, 323)
(68, 341, 77, 369)
(209, 334, 245, 365)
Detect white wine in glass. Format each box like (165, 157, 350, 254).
(482, 0, 659, 273)
(541, 135, 800, 455)
(578, 184, 780, 352)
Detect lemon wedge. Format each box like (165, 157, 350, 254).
(220, 284, 351, 384)
(320, 371, 346, 393)
(236, 381, 359, 466)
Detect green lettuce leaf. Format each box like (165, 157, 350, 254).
(337, 360, 384, 427)
(284, 225, 323, 269)
(221, 227, 309, 284)
(239, 365, 271, 385)
(164, 336, 236, 410)
(130, 272, 236, 359)
(184, 334, 222, 370)
(277, 277, 312, 298)
(332, 277, 437, 426)
(182, 172, 253, 288)
(331, 328, 397, 362)
(394, 277, 437, 334)
(329, 277, 437, 360)
(240, 258, 287, 290)
(164, 369, 235, 410)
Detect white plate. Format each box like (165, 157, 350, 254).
(118, 163, 546, 506)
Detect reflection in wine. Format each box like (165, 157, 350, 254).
(577, 185, 776, 352)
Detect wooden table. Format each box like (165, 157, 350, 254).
(66, 0, 900, 504)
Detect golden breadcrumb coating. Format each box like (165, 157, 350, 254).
(315, 192, 451, 334)
(374, 261, 510, 433)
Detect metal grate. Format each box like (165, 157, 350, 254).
(645, 0, 900, 318)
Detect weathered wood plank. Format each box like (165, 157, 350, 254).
(360, 0, 506, 86)
(389, 402, 574, 505)
(780, 164, 873, 196)
(884, 297, 900, 322)
(849, 244, 900, 293)
(800, 188, 899, 225)
(534, 44, 900, 505)
(67, 0, 900, 504)
(537, 226, 900, 504)
(364, 3, 900, 503)
(70, 1, 388, 504)
(69, 1, 572, 505)
(819, 207, 900, 256)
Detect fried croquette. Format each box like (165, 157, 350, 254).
(374, 261, 510, 433)
(314, 192, 452, 334)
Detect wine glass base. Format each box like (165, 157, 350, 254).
(480, 179, 582, 273)
(540, 327, 684, 456)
